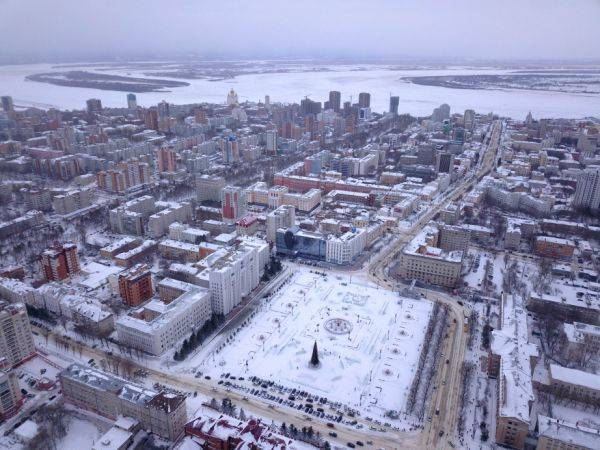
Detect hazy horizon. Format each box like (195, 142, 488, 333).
(1, 0, 599, 65)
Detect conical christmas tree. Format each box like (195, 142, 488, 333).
(310, 341, 320, 367)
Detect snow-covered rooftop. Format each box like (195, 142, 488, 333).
(491, 294, 537, 422)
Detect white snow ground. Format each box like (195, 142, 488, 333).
(194, 269, 433, 418)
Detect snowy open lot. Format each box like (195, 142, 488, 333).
(196, 269, 433, 417)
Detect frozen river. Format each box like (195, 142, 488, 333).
(1, 63, 599, 119)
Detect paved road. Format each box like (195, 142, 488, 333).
(366, 120, 502, 449)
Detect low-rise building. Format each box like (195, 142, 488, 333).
(113, 240, 156, 268)
(100, 237, 141, 259)
(60, 364, 187, 440)
(546, 364, 600, 405)
(536, 415, 600, 450)
(534, 236, 576, 260)
(71, 301, 114, 336)
(489, 294, 538, 450)
(528, 292, 599, 326)
(396, 224, 463, 287)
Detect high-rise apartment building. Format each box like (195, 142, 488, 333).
(157, 147, 177, 173)
(221, 186, 247, 222)
(328, 91, 341, 112)
(0, 301, 35, 367)
(86, 98, 102, 115)
(196, 175, 225, 203)
(266, 129, 278, 154)
(572, 167, 600, 211)
(0, 366, 22, 420)
(118, 264, 153, 307)
(52, 188, 94, 215)
(358, 92, 371, 108)
(41, 242, 80, 281)
(266, 205, 296, 243)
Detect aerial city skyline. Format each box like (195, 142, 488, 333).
(0, 1, 599, 450)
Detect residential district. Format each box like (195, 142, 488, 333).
(0, 90, 598, 450)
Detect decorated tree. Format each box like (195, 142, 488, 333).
(310, 341, 320, 367)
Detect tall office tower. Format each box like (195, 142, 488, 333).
(358, 92, 371, 108)
(118, 264, 153, 307)
(1, 96, 14, 113)
(157, 147, 177, 173)
(0, 302, 35, 367)
(86, 98, 103, 115)
(389, 96, 399, 115)
(41, 242, 80, 281)
(463, 109, 475, 130)
(264, 95, 270, 108)
(221, 185, 247, 222)
(329, 91, 341, 112)
(572, 167, 600, 211)
(127, 93, 137, 109)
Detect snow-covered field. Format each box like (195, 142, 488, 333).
(196, 269, 433, 416)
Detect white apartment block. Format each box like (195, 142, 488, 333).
(148, 201, 193, 238)
(168, 222, 210, 244)
(0, 277, 44, 309)
(196, 174, 225, 202)
(266, 205, 295, 243)
(326, 228, 367, 265)
(52, 188, 94, 215)
(207, 244, 266, 316)
(116, 286, 211, 356)
(572, 167, 600, 210)
(0, 302, 35, 367)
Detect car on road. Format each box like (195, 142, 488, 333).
(356, 441, 364, 447)
(347, 443, 355, 448)
(329, 432, 337, 437)
(326, 422, 335, 428)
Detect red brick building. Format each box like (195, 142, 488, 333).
(157, 147, 177, 173)
(118, 264, 153, 307)
(41, 242, 80, 281)
(185, 416, 287, 450)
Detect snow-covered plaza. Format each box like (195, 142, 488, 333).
(200, 269, 433, 416)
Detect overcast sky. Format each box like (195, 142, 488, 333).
(1, 0, 599, 63)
